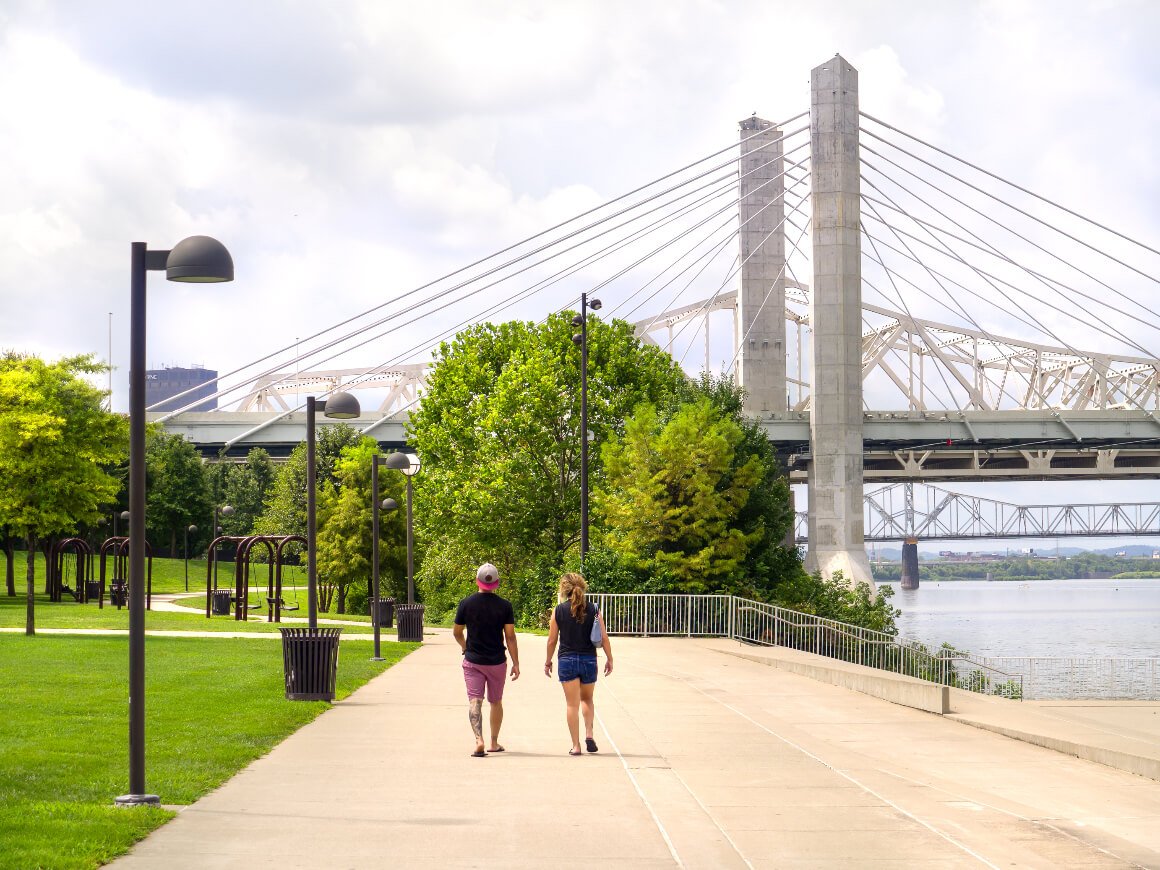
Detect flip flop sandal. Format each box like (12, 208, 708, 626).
(585, 738, 599, 753)
(488, 746, 505, 753)
(568, 748, 582, 756)
(471, 749, 486, 757)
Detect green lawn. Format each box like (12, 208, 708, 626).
(0, 633, 416, 870)
(4, 552, 391, 619)
(0, 593, 383, 636)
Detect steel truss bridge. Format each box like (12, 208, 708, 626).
(792, 482, 1160, 544)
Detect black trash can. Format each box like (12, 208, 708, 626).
(211, 589, 233, 616)
(396, 603, 425, 643)
(374, 597, 396, 629)
(85, 580, 102, 602)
(109, 581, 127, 609)
(279, 627, 343, 701)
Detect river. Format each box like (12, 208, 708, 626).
(880, 578, 1160, 659)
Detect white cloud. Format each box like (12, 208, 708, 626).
(2, 0, 1160, 521)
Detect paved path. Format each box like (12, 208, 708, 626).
(110, 631, 1160, 869)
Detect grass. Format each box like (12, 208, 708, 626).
(4, 550, 404, 608)
(0, 633, 416, 870)
(0, 593, 382, 636)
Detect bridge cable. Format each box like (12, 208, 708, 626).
(860, 190, 1160, 342)
(858, 223, 967, 409)
(153, 115, 808, 416)
(222, 178, 757, 444)
(859, 155, 1160, 358)
(621, 151, 811, 332)
(860, 141, 1160, 326)
(857, 174, 1131, 403)
(223, 153, 806, 442)
(720, 198, 814, 374)
(860, 112, 1160, 261)
(861, 225, 1160, 379)
(675, 171, 815, 369)
(286, 155, 807, 406)
(182, 137, 807, 418)
(858, 122, 1160, 289)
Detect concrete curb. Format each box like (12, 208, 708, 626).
(707, 640, 950, 714)
(705, 639, 1160, 783)
(947, 713, 1160, 781)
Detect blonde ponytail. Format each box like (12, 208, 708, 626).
(559, 572, 588, 623)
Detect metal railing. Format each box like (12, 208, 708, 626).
(980, 657, 1160, 700)
(595, 592, 1023, 700)
(595, 593, 732, 637)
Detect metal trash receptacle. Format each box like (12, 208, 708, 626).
(211, 589, 233, 616)
(396, 603, 425, 643)
(85, 580, 102, 602)
(374, 597, 396, 629)
(278, 627, 343, 701)
(110, 581, 127, 609)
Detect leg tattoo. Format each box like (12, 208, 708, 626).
(468, 698, 484, 741)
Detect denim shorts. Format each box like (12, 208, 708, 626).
(558, 653, 598, 684)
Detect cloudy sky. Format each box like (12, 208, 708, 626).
(3, 0, 1160, 547)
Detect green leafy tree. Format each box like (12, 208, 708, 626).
(407, 313, 687, 622)
(145, 430, 211, 556)
(253, 447, 307, 541)
(596, 399, 764, 593)
(682, 374, 800, 598)
(315, 439, 405, 613)
(0, 354, 127, 634)
(221, 448, 275, 537)
(253, 423, 361, 542)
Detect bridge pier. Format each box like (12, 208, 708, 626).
(900, 538, 920, 590)
(736, 116, 786, 415)
(803, 55, 874, 588)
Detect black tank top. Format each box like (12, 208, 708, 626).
(555, 600, 597, 656)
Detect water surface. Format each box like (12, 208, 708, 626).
(880, 578, 1160, 658)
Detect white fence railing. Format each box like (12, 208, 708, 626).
(595, 593, 732, 637)
(980, 657, 1160, 700)
(593, 593, 1160, 701)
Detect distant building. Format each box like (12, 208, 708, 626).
(146, 366, 217, 412)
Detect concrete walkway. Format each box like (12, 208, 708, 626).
(110, 631, 1160, 869)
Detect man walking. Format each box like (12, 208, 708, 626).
(453, 562, 520, 757)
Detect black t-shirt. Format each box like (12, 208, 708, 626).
(555, 600, 597, 656)
(454, 592, 515, 666)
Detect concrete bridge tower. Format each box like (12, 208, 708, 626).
(736, 116, 787, 415)
(804, 56, 875, 587)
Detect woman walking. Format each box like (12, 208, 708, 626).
(544, 573, 613, 755)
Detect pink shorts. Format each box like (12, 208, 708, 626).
(462, 660, 507, 702)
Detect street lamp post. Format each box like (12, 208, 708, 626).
(370, 454, 397, 661)
(118, 236, 232, 808)
(571, 293, 601, 572)
(184, 525, 197, 592)
(305, 393, 361, 629)
(384, 452, 420, 603)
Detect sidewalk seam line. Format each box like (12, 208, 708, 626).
(603, 672, 755, 870)
(596, 707, 686, 869)
(674, 667, 1003, 870)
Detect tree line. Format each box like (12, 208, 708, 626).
(2, 314, 900, 635)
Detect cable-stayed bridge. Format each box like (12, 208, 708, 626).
(154, 55, 1160, 586)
